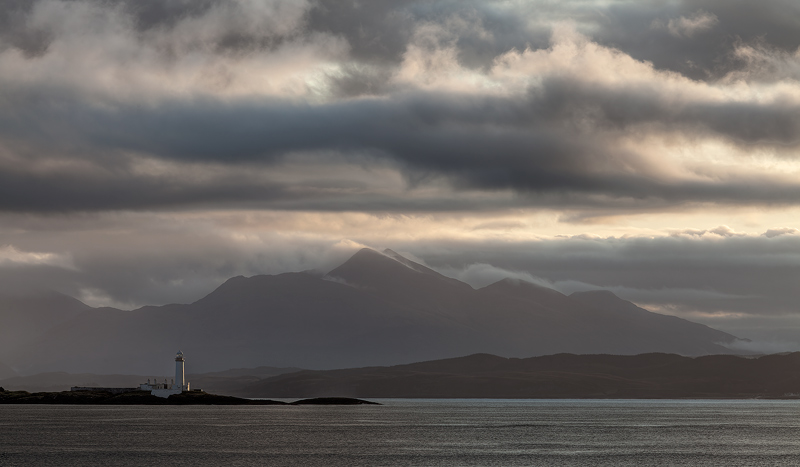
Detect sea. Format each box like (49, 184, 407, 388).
(2, 399, 800, 466)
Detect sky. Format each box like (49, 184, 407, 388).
(1, 0, 800, 350)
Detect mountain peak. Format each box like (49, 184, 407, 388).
(490, 277, 555, 289)
(570, 289, 623, 303)
(326, 248, 471, 292)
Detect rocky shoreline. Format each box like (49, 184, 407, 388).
(0, 387, 379, 405)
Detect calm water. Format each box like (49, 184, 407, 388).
(2, 399, 800, 466)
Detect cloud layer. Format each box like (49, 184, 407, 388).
(2, 0, 800, 349)
(1, 0, 799, 213)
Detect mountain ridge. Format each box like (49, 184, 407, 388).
(236, 352, 800, 399)
(0, 248, 745, 375)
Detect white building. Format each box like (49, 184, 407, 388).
(139, 351, 191, 398)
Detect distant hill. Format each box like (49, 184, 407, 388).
(0, 372, 150, 393)
(0, 366, 303, 393)
(1, 248, 746, 375)
(186, 366, 304, 395)
(235, 352, 800, 399)
(11, 352, 800, 399)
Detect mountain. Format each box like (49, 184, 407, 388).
(233, 352, 800, 399)
(0, 291, 93, 357)
(1, 248, 745, 375)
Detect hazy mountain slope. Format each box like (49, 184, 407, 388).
(465, 280, 737, 355)
(0, 292, 92, 357)
(326, 248, 475, 321)
(189, 366, 303, 379)
(327, 250, 739, 357)
(10, 268, 483, 373)
(186, 366, 305, 395)
(4, 248, 744, 375)
(0, 359, 16, 380)
(236, 352, 800, 399)
(569, 290, 738, 354)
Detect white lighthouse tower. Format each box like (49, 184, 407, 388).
(139, 351, 190, 398)
(174, 351, 186, 391)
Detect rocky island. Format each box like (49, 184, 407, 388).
(0, 351, 379, 405)
(0, 387, 379, 405)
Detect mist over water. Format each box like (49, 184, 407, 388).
(2, 400, 800, 466)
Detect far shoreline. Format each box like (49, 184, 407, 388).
(4, 388, 800, 404)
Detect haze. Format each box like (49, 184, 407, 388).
(1, 0, 800, 352)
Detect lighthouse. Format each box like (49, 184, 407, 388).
(138, 352, 190, 397)
(174, 351, 185, 391)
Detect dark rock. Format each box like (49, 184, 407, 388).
(0, 389, 288, 405)
(290, 397, 380, 405)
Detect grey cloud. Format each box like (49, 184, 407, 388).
(325, 64, 396, 98)
(0, 0, 56, 58)
(669, 228, 708, 237)
(663, 11, 719, 38)
(0, 160, 297, 212)
(764, 228, 798, 238)
(0, 217, 363, 307)
(0, 0, 310, 65)
(2, 0, 798, 81)
(0, 0, 538, 68)
(587, 0, 800, 80)
(3, 76, 800, 212)
(306, 0, 550, 70)
(708, 225, 745, 237)
(305, 0, 415, 65)
(306, 0, 800, 80)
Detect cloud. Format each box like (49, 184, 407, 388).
(437, 262, 554, 290)
(764, 227, 798, 238)
(410, 231, 800, 318)
(708, 225, 745, 237)
(3, 22, 800, 214)
(662, 11, 719, 38)
(0, 245, 74, 270)
(725, 39, 800, 83)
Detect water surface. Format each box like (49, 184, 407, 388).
(2, 399, 800, 466)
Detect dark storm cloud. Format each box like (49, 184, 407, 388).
(3, 0, 798, 75)
(582, 0, 800, 80)
(3, 73, 800, 212)
(0, 0, 50, 57)
(304, 0, 800, 79)
(0, 163, 293, 211)
(306, 0, 552, 69)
